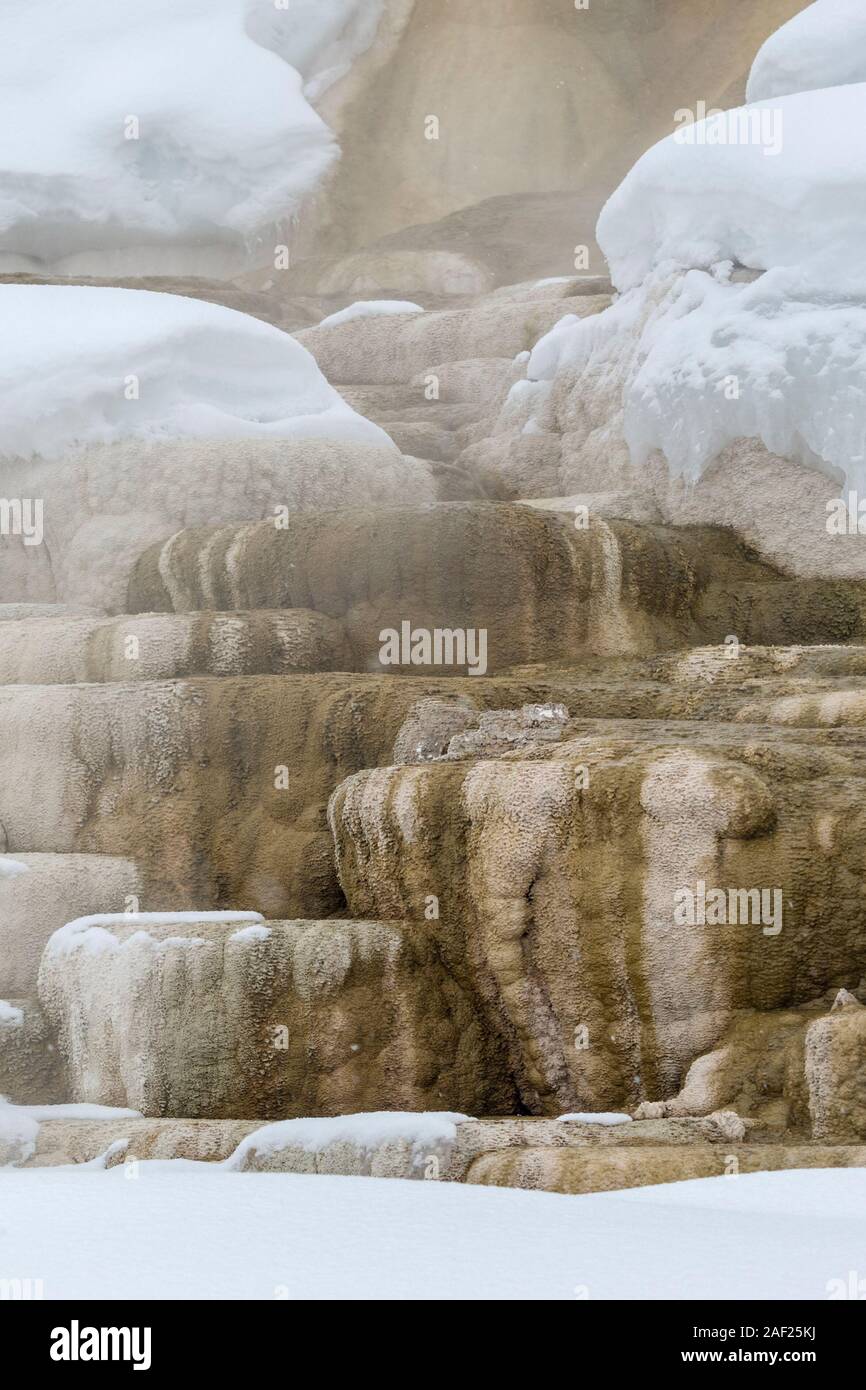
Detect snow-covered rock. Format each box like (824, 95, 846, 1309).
(0, 857, 28, 880)
(0, 1096, 39, 1165)
(228, 1111, 468, 1179)
(747, 0, 866, 103)
(0, 285, 433, 609)
(597, 82, 866, 291)
(319, 299, 425, 328)
(480, 8, 866, 574)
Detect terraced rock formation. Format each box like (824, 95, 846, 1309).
(2, 275, 865, 1188)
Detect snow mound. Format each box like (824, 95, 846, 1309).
(747, 0, 866, 103)
(598, 83, 866, 292)
(0, 285, 394, 461)
(319, 300, 426, 328)
(0, 0, 373, 274)
(227, 1111, 468, 1170)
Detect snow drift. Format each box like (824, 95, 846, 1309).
(0, 284, 393, 458)
(747, 0, 866, 103)
(0, 0, 383, 275)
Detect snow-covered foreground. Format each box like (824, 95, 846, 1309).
(1, 1166, 864, 1300)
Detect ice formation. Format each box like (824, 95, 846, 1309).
(0, 0, 383, 274)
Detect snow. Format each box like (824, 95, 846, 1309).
(557, 1113, 633, 1126)
(8, 1102, 141, 1122)
(0, 1098, 141, 1166)
(228, 924, 272, 943)
(0, 1001, 23, 1027)
(747, 1, 866, 103)
(0, 857, 28, 879)
(527, 260, 866, 491)
(0, 286, 394, 462)
(245, 0, 384, 103)
(0, 1164, 864, 1299)
(227, 1111, 468, 1170)
(319, 300, 426, 328)
(597, 83, 866, 292)
(46, 911, 265, 959)
(525, 6, 866, 495)
(0, 0, 355, 274)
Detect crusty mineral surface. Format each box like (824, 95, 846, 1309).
(4, 2, 866, 1189)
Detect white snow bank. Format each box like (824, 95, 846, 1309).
(227, 1111, 468, 1170)
(597, 83, 866, 291)
(0, 1165, 864, 1298)
(0, 286, 394, 461)
(319, 300, 426, 328)
(0, 1000, 23, 1026)
(0, 0, 349, 274)
(0, 857, 28, 879)
(245, 0, 384, 102)
(47, 911, 264, 959)
(557, 1113, 632, 1125)
(747, 1, 866, 103)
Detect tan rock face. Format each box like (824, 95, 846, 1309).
(806, 1000, 866, 1141)
(26, 1118, 259, 1168)
(299, 0, 805, 269)
(0, 611, 350, 685)
(330, 736, 866, 1115)
(0, 998, 66, 1105)
(0, 854, 140, 996)
(128, 503, 866, 669)
(466, 1143, 866, 1195)
(0, 672, 637, 918)
(38, 917, 513, 1119)
(0, 438, 432, 611)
